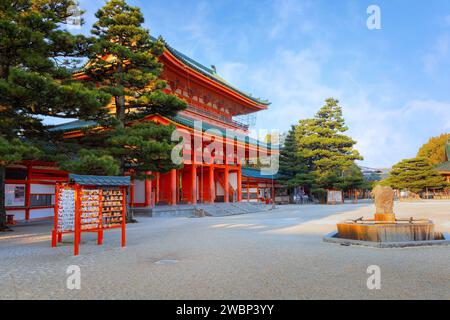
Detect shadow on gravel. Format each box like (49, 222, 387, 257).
(208, 203, 374, 237)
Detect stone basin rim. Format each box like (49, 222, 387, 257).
(340, 219, 433, 226)
(323, 232, 450, 248)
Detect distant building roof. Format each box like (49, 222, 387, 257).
(436, 139, 450, 172)
(436, 161, 450, 172)
(68, 174, 130, 186)
(50, 120, 97, 132)
(359, 166, 383, 174)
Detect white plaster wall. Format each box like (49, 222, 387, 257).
(6, 208, 53, 220)
(5, 209, 25, 221)
(229, 172, 237, 190)
(215, 173, 237, 197)
(30, 208, 53, 219)
(216, 181, 224, 196)
(30, 184, 55, 194)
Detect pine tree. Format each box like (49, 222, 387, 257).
(71, 0, 187, 178)
(0, 1, 110, 137)
(417, 133, 450, 165)
(279, 126, 315, 191)
(386, 157, 448, 194)
(279, 126, 299, 184)
(59, 149, 120, 176)
(0, 0, 110, 230)
(295, 98, 363, 199)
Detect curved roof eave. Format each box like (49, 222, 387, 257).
(159, 38, 271, 108)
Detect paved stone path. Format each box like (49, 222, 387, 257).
(0, 201, 449, 299)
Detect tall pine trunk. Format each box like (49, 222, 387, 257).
(114, 93, 127, 177)
(0, 166, 7, 230)
(114, 63, 126, 175)
(114, 83, 134, 222)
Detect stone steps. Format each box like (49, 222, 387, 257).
(131, 202, 273, 218)
(197, 202, 272, 217)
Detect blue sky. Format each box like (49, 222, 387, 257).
(66, 0, 450, 168)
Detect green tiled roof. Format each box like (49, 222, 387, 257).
(242, 167, 279, 179)
(436, 161, 450, 172)
(50, 115, 279, 150)
(69, 174, 130, 186)
(49, 120, 97, 132)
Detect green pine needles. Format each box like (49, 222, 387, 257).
(279, 98, 365, 200)
(386, 157, 447, 193)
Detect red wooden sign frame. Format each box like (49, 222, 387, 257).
(51, 183, 127, 256)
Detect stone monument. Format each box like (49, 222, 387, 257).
(324, 185, 448, 247)
(372, 185, 395, 221)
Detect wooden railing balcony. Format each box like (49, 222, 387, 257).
(185, 102, 249, 131)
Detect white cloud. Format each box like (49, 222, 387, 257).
(218, 62, 249, 85)
(268, 0, 316, 39)
(225, 43, 337, 125)
(341, 96, 450, 168)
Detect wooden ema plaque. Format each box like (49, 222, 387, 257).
(52, 183, 127, 256)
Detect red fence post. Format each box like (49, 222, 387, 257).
(74, 184, 81, 256)
(122, 186, 126, 247)
(51, 184, 59, 247)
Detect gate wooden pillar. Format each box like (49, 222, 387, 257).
(237, 166, 242, 202)
(209, 165, 215, 203)
(191, 164, 197, 204)
(170, 169, 177, 205)
(224, 165, 229, 203)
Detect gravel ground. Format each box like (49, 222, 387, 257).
(0, 200, 449, 300)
